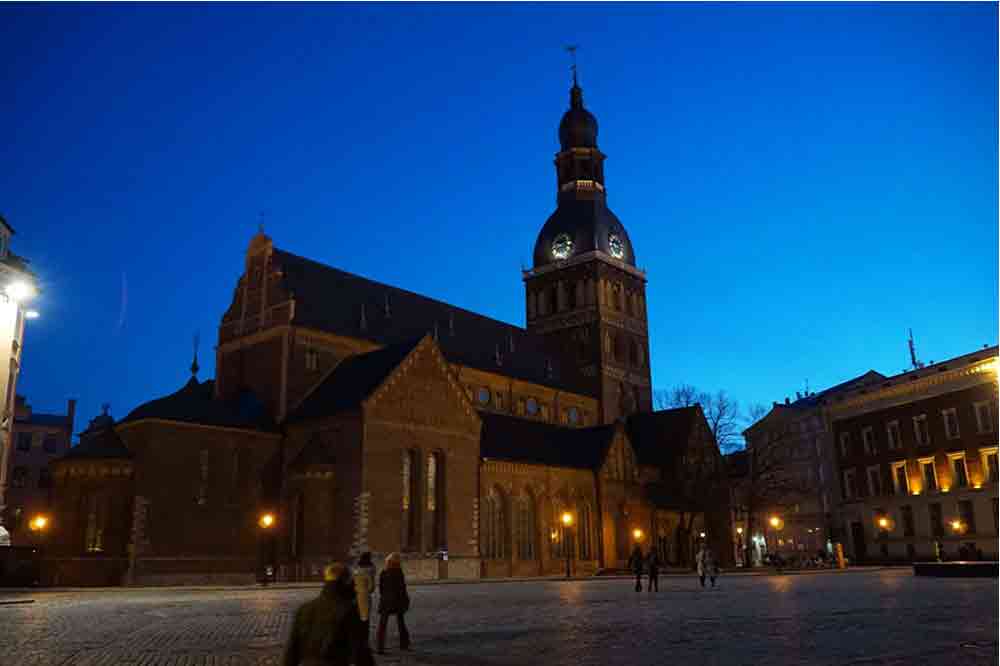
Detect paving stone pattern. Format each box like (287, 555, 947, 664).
(0, 570, 996, 665)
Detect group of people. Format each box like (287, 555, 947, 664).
(627, 543, 720, 590)
(283, 552, 411, 666)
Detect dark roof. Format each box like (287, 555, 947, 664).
(273, 249, 587, 394)
(288, 337, 422, 422)
(789, 370, 886, 408)
(60, 426, 131, 461)
(532, 198, 635, 269)
(480, 412, 616, 470)
(625, 407, 702, 468)
(290, 435, 337, 468)
(18, 413, 68, 427)
(121, 378, 274, 431)
(724, 450, 749, 479)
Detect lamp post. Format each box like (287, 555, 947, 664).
(561, 511, 573, 579)
(28, 513, 49, 586)
(258, 511, 276, 584)
(736, 527, 744, 567)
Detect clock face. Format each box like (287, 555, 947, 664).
(608, 234, 624, 259)
(551, 233, 573, 260)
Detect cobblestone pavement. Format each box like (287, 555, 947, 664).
(1, 569, 996, 665)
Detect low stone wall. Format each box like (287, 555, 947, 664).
(131, 573, 257, 586)
(913, 562, 998, 578)
(44, 557, 130, 587)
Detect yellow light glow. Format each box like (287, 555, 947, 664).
(561, 511, 573, 527)
(28, 515, 49, 531)
(6, 281, 35, 303)
(877, 517, 889, 529)
(736, 527, 744, 535)
(699, 531, 706, 538)
(950, 520, 963, 532)
(973, 483, 983, 490)
(24, 310, 39, 320)
(258, 513, 275, 529)
(769, 516, 781, 528)
(550, 530, 558, 541)
(633, 528, 643, 541)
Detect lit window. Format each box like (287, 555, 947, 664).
(477, 387, 491, 406)
(948, 453, 968, 488)
(919, 458, 938, 492)
(886, 421, 901, 450)
(862, 427, 876, 456)
(567, 407, 579, 425)
(866, 465, 882, 497)
(526, 398, 538, 417)
(980, 448, 998, 483)
(891, 461, 910, 495)
(941, 408, 960, 440)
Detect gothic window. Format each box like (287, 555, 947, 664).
(516, 494, 536, 560)
(84, 494, 104, 553)
(428, 452, 446, 549)
(197, 449, 209, 506)
(566, 281, 576, 309)
(402, 449, 419, 550)
(484, 490, 505, 560)
(578, 503, 594, 560)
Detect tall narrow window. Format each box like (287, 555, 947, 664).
(839, 432, 851, 459)
(866, 465, 882, 496)
(197, 449, 209, 505)
(886, 421, 901, 450)
(517, 496, 535, 560)
(920, 458, 938, 492)
(843, 469, 857, 500)
(973, 401, 995, 434)
(958, 500, 976, 534)
(949, 453, 968, 489)
(942, 408, 960, 440)
(579, 504, 593, 560)
(484, 491, 504, 560)
(862, 428, 876, 456)
(892, 462, 909, 495)
(929, 503, 944, 537)
(427, 452, 445, 549)
(900, 505, 915, 536)
(913, 415, 930, 446)
(402, 449, 419, 551)
(981, 448, 998, 483)
(84, 495, 104, 553)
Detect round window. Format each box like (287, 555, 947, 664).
(551, 233, 573, 260)
(526, 398, 538, 416)
(567, 407, 579, 424)
(477, 387, 491, 405)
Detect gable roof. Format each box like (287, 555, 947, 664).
(290, 435, 337, 468)
(288, 337, 423, 422)
(120, 378, 275, 431)
(625, 406, 703, 468)
(480, 412, 616, 470)
(273, 249, 587, 394)
(789, 369, 886, 408)
(59, 426, 131, 461)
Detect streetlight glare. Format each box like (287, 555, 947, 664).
(633, 528, 643, 540)
(258, 513, 275, 529)
(24, 309, 39, 319)
(6, 281, 35, 303)
(29, 515, 49, 531)
(561, 511, 573, 526)
(769, 516, 781, 528)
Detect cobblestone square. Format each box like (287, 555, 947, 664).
(1, 570, 996, 665)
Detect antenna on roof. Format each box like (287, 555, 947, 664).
(384, 293, 391, 318)
(190, 332, 200, 378)
(101, 403, 111, 417)
(433, 321, 439, 342)
(908, 329, 925, 370)
(448, 311, 455, 336)
(360, 304, 367, 331)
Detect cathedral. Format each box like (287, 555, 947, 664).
(45, 78, 731, 586)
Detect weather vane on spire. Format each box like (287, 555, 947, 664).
(565, 45, 579, 86)
(191, 332, 200, 377)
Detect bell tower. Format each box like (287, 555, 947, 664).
(524, 77, 652, 424)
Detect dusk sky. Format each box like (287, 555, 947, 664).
(2, 3, 997, 437)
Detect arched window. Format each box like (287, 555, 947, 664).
(615, 505, 629, 561)
(517, 495, 536, 560)
(427, 452, 446, 549)
(483, 490, 505, 560)
(402, 449, 419, 550)
(579, 503, 594, 560)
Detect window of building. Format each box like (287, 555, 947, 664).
(42, 434, 59, 453)
(913, 415, 930, 446)
(427, 452, 446, 549)
(928, 502, 944, 538)
(900, 505, 915, 537)
(11, 467, 27, 488)
(526, 398, 538, 417)
(567, 407, 579, 425)
(892, 462, 909, 496)
(304, 348, 319, 372)
(941, 408, 960, 440)
(495, 392, 504, 411)
(37, 468, 52, 489)
(973, 401, 995, 434)
(578, 503, 593, 560)
(948, 453, 969, 489)
(981, 448, 998, 484)
(15, 432, 32, 451)
(843, 469, 857, 500)
(516, 495, 536, 561)
(920, 458, 938, 492)
(866, 465, 882, 497)
(958, 500, 977, 535)
(12, 506, 23, 529)
(476, 387, 491, 406)
(862, 427, 876, 456)
(85, 495, 104, 553)
(483, 491, 505, 560)
(402, 449, 419, 551)
(839, 432, 851, 459)
(886, 421, 901, 450)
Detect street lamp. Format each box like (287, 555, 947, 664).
(632, 528, 643, 542)
(950, 520, 965, 535)
(28, 514, 49, 532)
(258, 512, 276, 529)
(561, 512, 573, 579)
(769, 515, 783, 530)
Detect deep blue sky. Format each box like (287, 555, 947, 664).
(2, 3, 997, 434)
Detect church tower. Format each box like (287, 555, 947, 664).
(524, 76, 652, 424)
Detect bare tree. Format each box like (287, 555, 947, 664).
(654, 385, 743, 453)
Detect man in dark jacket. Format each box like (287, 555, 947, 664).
(376, 552, 411, 654)
(283, 562, 371, 666)
(628, 544, 644, 592)
(646, 549, 660, 592)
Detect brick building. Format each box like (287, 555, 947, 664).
(830, 347, 998, 563)
(3, 395, 75, 546)
(44, 79, 731, 585)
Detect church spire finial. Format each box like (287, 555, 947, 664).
(190, 332, 200, 377)
(565, 45, 583, 108)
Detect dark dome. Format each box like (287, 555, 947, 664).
(532, 199, 636, 268)
(558, 84, 598, 150)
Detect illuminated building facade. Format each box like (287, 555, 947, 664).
(831, 347, 998, 562)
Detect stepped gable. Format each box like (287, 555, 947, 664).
(480, 411, 616, 469)
(61, 413, 131, 461)
(287, 336, 424, 422)
(625, 406, 701, 468)
(272, 249, 586, 394)
(120, 378, 274, 431)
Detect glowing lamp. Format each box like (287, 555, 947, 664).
(699, 531, 706, 538)
(633, 528, 643, 541)
(736, 527, 744, 535)
(950, 520, 964, 533)
(877, 517, 890, 530)
(561, 511, 573, 527)
(28, 515, 49, 532)
(24, 310, 39, 320)
(258, 513, 276, 529)
(6, 281, 35, 303)
(769, 516, 783, 529)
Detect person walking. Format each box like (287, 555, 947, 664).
(646, 548, 660, 592)
(696, 544, 708, 588)
(283, 562, 367, 666)
(627, 544, 644, 592)
(697, 544, 719, 588)
(353, 552, 377, 666)
(376, 553, 411, 655)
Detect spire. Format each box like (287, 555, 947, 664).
(566, 45, 583, 109)
(190, 332, 200, 378)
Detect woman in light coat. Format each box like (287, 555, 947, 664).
(696, 544, 719, 588)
